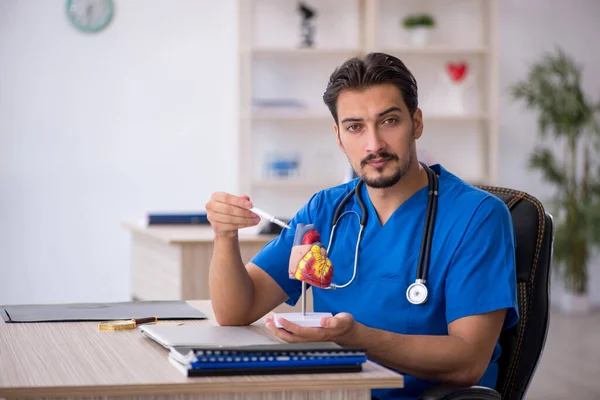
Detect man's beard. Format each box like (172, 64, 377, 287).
(340, 123, 415, 189)
(358, 150, 412, 188)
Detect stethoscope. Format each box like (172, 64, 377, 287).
(323, 162, 439, 305)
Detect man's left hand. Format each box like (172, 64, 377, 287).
(264, 313, 356, 343)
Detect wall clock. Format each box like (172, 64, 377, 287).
(66, 0, 114, 33)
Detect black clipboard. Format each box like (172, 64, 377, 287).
(1, 300, 207, 323)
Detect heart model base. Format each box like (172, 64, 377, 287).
(288, 223, 333, 289)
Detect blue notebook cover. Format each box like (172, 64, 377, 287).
(168, 357, 363, 377)
(169, 343, 367, 376)
(147, 213, 209, 225)
(190, 354, 367, 370)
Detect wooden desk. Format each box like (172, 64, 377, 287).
(121, 222, 313, 314)
(0, 300, 403, 399)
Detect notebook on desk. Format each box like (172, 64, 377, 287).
(168, 357, 365, 377)
(168, 342, 367, 377)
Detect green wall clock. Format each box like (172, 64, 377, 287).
(66, 0, 114, 33)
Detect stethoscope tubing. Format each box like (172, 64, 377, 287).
(326, 162, 438, 303)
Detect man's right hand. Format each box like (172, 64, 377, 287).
(205, 192, 261, 238)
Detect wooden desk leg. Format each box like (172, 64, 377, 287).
(180, 241, 275, 300)
(130, 232, 184, 301)
(181, 243, 212, 300)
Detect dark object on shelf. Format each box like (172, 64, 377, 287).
(147, 213, 209, 225)
(252, 98, 306, 108)
(297, 2, 316, 47)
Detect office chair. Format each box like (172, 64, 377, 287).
(420, 186, 555, 400)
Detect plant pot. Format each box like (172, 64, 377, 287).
(409, 27, 431, 46)
(559, 291, 591, 315)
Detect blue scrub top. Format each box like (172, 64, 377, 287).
(251, 164, 519, 400)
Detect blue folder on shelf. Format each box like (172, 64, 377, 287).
(147, 213, 209, 225)
(168, 343, 367, 377)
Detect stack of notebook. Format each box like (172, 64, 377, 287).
(168, 342, 368, 377)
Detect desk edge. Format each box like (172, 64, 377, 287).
(0, 368, 403, 397)
(121, 221, 278, 244)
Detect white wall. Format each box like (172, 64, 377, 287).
(1, 0, 599, 307)
(0, 0, 239, 305)
(496, 0, 600, 307)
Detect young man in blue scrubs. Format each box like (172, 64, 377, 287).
(206, 52, 518, 400)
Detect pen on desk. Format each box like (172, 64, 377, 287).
(250, 207, 291, 229)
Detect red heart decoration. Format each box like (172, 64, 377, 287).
(446, 62, 468, 82)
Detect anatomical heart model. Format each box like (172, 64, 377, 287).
(273, 223, 333, 328)
(288, 223, 333, 288)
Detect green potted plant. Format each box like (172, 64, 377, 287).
(510, 47, 600, 315)
(402, 14, 436, 46)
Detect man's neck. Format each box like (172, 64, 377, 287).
(365, 162, 429, 225)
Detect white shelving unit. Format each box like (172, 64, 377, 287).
(238, 0, 498, 218)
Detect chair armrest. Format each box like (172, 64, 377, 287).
(420, 384, 501, 400)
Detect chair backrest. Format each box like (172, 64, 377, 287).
(476, 186, 554, 400)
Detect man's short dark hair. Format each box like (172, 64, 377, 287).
(322, 52, 418, 124)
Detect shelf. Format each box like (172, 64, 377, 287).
(379, 46, 488, 56)
(249, 109, 330, 121)
(423, 114, 489, 122)
(239, 0, 500, 217)
(249, 110, 489, 122)
(249, 47, 487, 57)
(253, 179, 342, 189)
(249, 47, 363, 57)
(254, 176, 488, 190)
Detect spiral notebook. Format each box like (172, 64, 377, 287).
(168, 342, 367, 377)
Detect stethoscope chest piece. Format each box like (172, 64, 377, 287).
(406, 280, 428, 305)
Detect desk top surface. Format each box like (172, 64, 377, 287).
(121, 221, 278, 244)
(0, 300, 403, 397)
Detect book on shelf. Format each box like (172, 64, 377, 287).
(168, 342, 367, 377)
(251, 98, 307, 109)
(146, 212, 209, 225)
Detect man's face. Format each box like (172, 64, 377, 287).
(334, 83, 423, 189)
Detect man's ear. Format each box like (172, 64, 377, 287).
(412, 108, 424, 140)
(334, 123, 345, 153)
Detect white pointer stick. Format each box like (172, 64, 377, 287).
(249, 207, 291, 229)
